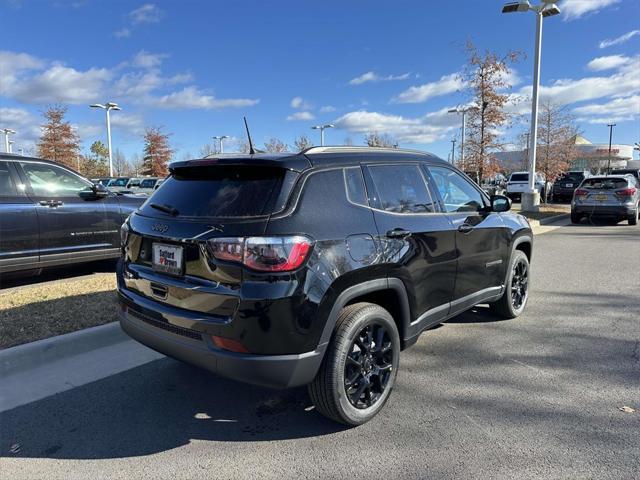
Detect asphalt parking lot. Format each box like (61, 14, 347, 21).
(1, 220, 639, 480)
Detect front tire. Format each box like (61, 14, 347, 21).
(308, 303, 400, 426)
(489, 250, 530, 319)
(571, 211, 581, 224)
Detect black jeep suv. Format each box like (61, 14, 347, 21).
(117, 147, 533, 425)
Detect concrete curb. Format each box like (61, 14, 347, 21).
(527, 213, 570, 229)
(0, 321, 127, 378)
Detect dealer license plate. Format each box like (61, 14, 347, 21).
(152, 243, 183, 275)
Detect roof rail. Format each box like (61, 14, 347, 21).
(301, 145, 437, 157)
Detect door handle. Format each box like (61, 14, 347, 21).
(386, 228, 412, 238)
(458, 223, 474, 234)
(39, 200, 64, 208)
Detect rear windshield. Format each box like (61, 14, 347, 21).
(142, 166, 289, 218)
(510, 173, 528, 182)
(581, 178, 627, 189)
(558, 173, 584, 182)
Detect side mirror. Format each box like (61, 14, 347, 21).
(491, 194, 511, 212)
(79, 183, 109, 200)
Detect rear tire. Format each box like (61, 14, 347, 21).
(629, 207, 638, 226)
(489, 250, 530, 319)
(571, 211, 581, 224)
(308, 303, 400, 426)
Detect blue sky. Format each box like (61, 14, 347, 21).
(1, 0, 639, 162)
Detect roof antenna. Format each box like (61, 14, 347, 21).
(243, 116, 256, 155)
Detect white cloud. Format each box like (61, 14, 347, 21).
(286, 111, 315, 121)
(113, 28, 131, 38)
(516, 58, 640, 106)
(334, 107, 459, 144)
(599, 30, 640, 48)
(1, 63, 111, 104)
(561, 0, 621, 21)
(573, 95, 640, 123)
(349, 71, 411, 85)
(152, 86, 259, 110)
(0, 50, 44, 72)
(109, 113, 146, 135)
(129, 3, 162, 24)
(392, 73, 463, 104)
(320, 105, 336, 113)
(132, 50, 168, 69)
(0, 107, 41, 149)
(290, 96, 312, 109)
(587, 54, 632, 71)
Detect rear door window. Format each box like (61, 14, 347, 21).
(0, 162, 18, 196)
(141, 165, 290, 218)
(365, 164, 437, 213)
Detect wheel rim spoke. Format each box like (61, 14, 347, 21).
(344, 322, 395, 409)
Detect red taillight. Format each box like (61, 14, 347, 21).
(207, 235, 313, 272)
(211, 335, 249, 353)
(574, 188, 588, 197)
(615, 187, 637, 197)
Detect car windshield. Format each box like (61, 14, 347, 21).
(109, 178, 129, 187)
(140, 165, 288, 218)
(510, 173, 528, 182)
(581, 178, 627, 190)
(140, 179, 156, 188)
(559, 173, 583, 182)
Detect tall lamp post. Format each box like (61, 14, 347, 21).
(311, 124, 334, 146)
(502, 0, 560, 212)
(450, 139, 457, 164)
(212, 135, 229, 154)
(447, 106, 477, 169)
(2, 128, 16, 153)
(89, 102, 121, 177)
(606, 123, 616, 174)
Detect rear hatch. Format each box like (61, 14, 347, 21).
(122, 163, 300, 319)
(507, 173, 528, 193)
(573, 177, 631, 206)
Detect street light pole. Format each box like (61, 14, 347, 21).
(450, 139, 457, 164)
(8, 140, 14, 154)
(89, 102, 121, 177)
(213, 135, 229, 154)
(448, 107, 477, 168)
(502, 0, 561, 212)
(606, 123, 616, 174)
(311, 124, 334, 146)
(2, 128, 16, 153)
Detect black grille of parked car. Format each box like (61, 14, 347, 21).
(127, 307, 203, 341)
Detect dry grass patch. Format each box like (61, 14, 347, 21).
(0, 273, 118, 349)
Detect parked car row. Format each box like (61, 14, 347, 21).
(0, 154, 147, 275)
(89, 176, 165, 195)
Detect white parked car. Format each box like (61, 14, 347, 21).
(506, 172, 549, 201)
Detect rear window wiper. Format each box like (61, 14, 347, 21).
(150, 203, 179, 216)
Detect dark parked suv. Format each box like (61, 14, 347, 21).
(0, 154, 144, 275)
(117, 147, 533, 425)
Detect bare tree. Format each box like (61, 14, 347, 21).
(343, 137, 354, 146)
(113, 148, 127, 176)
(200, 143, 215, 157)
(141, 127, 173, 176)
(462, 41, 521, 181)
(294, 135, 313, 152)
(264, 137, 289, 153)
(536, 100, 579, 198)
(364, 132, 396, 147)
(37, 105, 81, 169)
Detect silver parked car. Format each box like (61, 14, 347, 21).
(571, 175, 639, 225)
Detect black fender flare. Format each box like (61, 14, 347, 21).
(316, 278, 411, 350)
(504, 234, 533, 286)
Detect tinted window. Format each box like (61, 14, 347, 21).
(142, 166, 287, 218)
(140, 179, 157, 188)
(109, 178, 129, 187)
(581, 178, 628, 189)
(428, 166, 485, 213)
(510, 173, 528, 182)
(366, 164, 436, 213)
(0, 162, 17, 196)
(344, 167, 368, 207)
(21, 162, 91, 197)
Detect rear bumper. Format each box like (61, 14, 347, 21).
(118, 290, 326, 389)
(120, 296, 325, 388)
(572, 204, 635, 217)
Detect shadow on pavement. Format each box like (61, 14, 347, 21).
(445, 305, 512, 324)
(0, 358, 347, 459)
